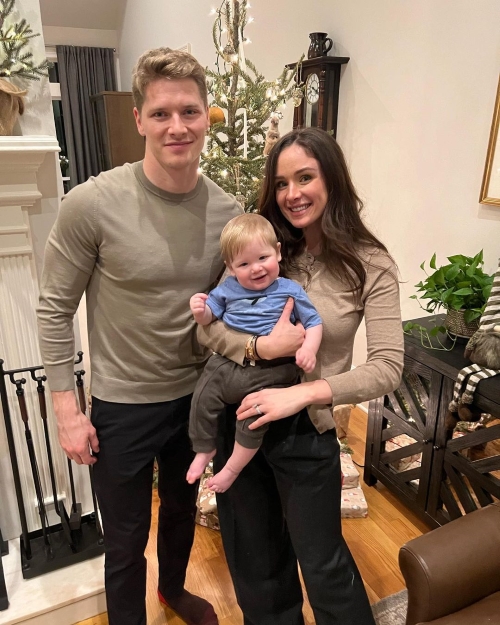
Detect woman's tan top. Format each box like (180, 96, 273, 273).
(197, 247, 404, 433)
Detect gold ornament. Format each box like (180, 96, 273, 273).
(292, 87, 304, 107)
(209, 106, 226, 126)
(222, 43, 236, 62)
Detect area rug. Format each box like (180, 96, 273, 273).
(372, 589, 408, 625)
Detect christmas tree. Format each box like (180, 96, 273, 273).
(201, 0, 302, 211)
(0, 0, 50, 80)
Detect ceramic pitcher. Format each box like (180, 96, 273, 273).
(308, 32, 333, 59)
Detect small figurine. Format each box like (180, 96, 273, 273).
(263, 111, 282, 156)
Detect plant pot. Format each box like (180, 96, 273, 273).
(445, 309, 480, 339)
(0, 78, 27, 136)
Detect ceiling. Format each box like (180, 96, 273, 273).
(39, 0, 127, 30)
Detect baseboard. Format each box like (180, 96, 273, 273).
(0, 538, 105, 625)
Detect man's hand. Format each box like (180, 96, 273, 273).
(257, 298, 305, 360)
(52, 390, 99, 465)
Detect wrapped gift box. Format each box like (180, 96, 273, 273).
(196, 450, 369, 530)
(196, 470, 220, 530)
(195, 509, 220, 531)
(341, 487, 368, 518)
(452, 421, 486, 459)
(340, 452, 359, 489)
(333, 404, 354, 440)
(386, 433, 422, 472)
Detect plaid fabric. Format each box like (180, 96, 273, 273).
(480, 260, 500, 330)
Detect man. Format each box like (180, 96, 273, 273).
(37, 48, 241, 625)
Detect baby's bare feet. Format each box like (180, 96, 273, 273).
(186, 450, 216, 484)
(207, 465, 240, 493)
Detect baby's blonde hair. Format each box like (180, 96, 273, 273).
(220, 213, 279, 265)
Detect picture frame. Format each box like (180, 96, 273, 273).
(480, 75, 500, 207)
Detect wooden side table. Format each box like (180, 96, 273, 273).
(364, 316, 500, 527)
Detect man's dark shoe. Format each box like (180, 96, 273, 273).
(158, 589, 219, 625)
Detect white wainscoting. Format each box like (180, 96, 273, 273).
(0, 137, 92, 541)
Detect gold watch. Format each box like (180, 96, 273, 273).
(245, 335, 258, 366)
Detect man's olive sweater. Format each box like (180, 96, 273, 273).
(37, 162, 241, 403)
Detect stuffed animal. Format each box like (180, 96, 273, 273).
(447, 261, 500, 429)
(465, 326, 500, 369)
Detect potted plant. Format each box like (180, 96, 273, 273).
(404, 250, 493, 348)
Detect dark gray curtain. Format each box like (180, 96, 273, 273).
(56, 45, 117, 187)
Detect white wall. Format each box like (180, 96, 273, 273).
(6, 0, 60, 276)
(42, 25, 119, 49)
(10, 0, 54, 136)
(119, 0, 500, 363)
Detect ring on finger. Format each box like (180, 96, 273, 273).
(253, 403, 262, 416)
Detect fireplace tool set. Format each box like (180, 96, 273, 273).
(0, 526, 7, 611)
(0, 352, 104, 607)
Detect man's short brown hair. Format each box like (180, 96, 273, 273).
(132, 47, 208, 111)
(220, 213, 279, 265)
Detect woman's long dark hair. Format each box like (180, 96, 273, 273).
(258, 127, 387, 295)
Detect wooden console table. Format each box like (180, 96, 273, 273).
(364, 316, 500, 528)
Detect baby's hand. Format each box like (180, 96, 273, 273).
(190, 293, 209, 323)
(295, 346, 316, 373)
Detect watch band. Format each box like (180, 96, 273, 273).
(245, 335, 258, 366)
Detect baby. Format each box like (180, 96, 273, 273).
(186, 213, 322, 492)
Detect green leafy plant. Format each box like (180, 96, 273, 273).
(411, 251, 493, 322)
(404, 251, 493, 349)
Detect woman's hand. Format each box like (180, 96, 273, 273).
(256, 298, 305, 360)
(236, 385, 311, 429)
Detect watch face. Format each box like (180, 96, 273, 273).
(305, 73, 320, 105)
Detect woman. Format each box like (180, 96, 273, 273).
(198, 127, 403, 625)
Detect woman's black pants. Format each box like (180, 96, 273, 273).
(90, 395, 198, 625)
(214, 407, 376, 625)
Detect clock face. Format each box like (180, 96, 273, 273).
(305, 73, 320, 105)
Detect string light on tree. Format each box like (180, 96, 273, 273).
(200, 0, 301, 211)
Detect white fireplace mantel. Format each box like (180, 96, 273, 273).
(0, 135, 104, 619)
(0, 136, 60, 168)
(0, 136, 61, 235)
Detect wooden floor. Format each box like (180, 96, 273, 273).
(75, 407, 429, 625)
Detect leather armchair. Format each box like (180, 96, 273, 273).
(399, 502, 500, 625)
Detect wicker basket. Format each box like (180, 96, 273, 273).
(445, 309, 480, 338)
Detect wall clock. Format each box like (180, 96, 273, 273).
(305, 73, 320, 104)
(286, 56, 350, 137)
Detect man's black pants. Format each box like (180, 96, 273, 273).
(91, 394, 197, 625)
